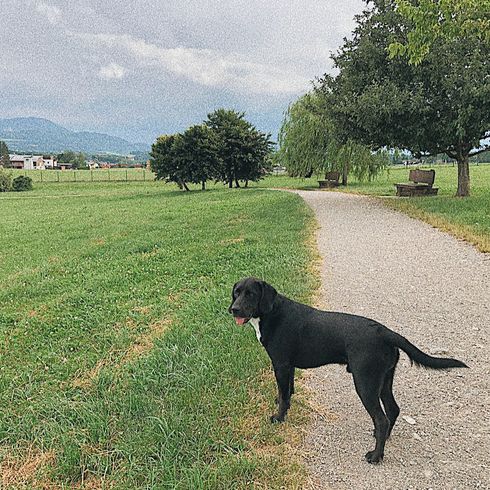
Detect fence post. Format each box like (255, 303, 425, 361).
(91, 170, 93, 182)
(74, 170, 77, 182)
(126, 168, 128, 181)
(40, 170, 43, 182)
(143, 169, 146, 182)
(57, 170, 60, 183)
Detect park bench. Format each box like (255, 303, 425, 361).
(318, 171, 340, 188)
(395, 169, 439, 197)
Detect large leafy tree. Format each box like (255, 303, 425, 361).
(278, 91, 388, 184)
(389, 0, 490, 64)
(317, 0, 489, 196)
(172, 125, 221, 190)
(150, 134, 189, 190)
(205, 109, 273, 188)
(0, 141, 10, 168)
(278, 92, 331, 178)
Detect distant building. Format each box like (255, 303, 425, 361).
(42, 155, 57, 168)
(8, 154, 57, 170)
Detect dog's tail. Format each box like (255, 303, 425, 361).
(383, 328, 468, 369)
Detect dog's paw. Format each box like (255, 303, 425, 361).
(270, 414, 285, 424)
(365, 450, 383, 464)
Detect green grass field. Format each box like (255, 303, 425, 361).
(0, 182, 317, 488)
(260, 164, 490, 252)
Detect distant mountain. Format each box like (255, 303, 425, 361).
(0, 117, 150, 154)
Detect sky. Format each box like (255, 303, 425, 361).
(1, 0, 365, 145)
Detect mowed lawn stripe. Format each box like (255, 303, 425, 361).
(0, 183, 316, 488)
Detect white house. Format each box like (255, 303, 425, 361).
(8, 154, 57, 170)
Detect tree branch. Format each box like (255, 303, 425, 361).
(469, 146, 490, 157)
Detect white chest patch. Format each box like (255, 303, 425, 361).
(249, 317, 261, 343)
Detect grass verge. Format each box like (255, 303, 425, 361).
(0, 182, 318, 488)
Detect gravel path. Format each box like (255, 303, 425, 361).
(292, 191, 489, 490)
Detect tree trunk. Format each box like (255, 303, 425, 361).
(228, 178, 233, 188)
(244, 180, 248, 188)
(341, 163, 348, 186)
(201, 181, 206, 191)
(456, 152, 470, 197)
(235, 179, 240, 188)
(182, 182, 190, 191)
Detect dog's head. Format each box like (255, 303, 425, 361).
(228, 277, 277, 325)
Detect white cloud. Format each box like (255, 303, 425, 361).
(98, 63, 126, 80)
(72, 32, 309, 95)
(36, 2, 62, 25)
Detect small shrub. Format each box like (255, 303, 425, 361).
(12, 175, 33, 192)
(0, 169, 12, 192)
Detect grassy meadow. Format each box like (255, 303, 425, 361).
(0, 182, 318, 488)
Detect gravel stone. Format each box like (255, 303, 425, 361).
(291, 191, 490, 490)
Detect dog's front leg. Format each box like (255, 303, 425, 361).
(275, 367, 294, 405)
(271, 365, 292, 423)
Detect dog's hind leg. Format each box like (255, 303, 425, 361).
(351, 368, 390, 464)
(289, 367, 295, 396)
(380, 364, 400, 438)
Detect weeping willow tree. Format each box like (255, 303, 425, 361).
(278, 91, 389, 183)
(277, 91, 332, 178)
(329, 139, 389, 186)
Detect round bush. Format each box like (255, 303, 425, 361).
(12, 175, 33, 192)
(0, 170, 12, 192)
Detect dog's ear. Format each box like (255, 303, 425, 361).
(228, 281, 239, 313)
(259, 280, 277, 316)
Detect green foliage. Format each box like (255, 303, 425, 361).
(151, 110, 273, 190)
(389, 0, 490, 65)
(0, 140, 10, 168)
(12, 175, 33, 191)
(317, 0, 490, 196)
(149, 134, 183, 186)
(205, 109, 273, 187)
(0, 169, 12, 191)
(172, 124, 221, 190)
(278, 92, 387, 183)
(278, 92, 332, 177)
(330, 140, 389, 185)
(57, 150, 86, 169)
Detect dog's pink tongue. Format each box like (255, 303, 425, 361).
(234, 317, 247, 325)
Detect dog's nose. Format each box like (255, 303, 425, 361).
(231, 306, 240, 315)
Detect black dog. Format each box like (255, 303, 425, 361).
(229, 277, 467, 463)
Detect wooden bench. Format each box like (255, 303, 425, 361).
(395, 169, 438, 197)
(318, 171, 340, 188)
